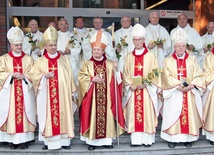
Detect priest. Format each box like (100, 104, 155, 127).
(161, 28, 205, 148)
(78, 30, 125, 150)
(123, 23, 162, 147)
(29, 25, 77, 150)
(0, 26, 36, 149)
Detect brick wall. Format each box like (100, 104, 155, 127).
(195, 0, 214, 35)
(0, 1, 7, 55)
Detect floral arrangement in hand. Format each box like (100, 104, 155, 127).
(142, 68, 163, 86)
(26, 33, 37, 51)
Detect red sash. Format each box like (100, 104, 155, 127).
(9, 51, 25, 133)
(132, 47, 148, 132)
(45, 52, 61, 136)
(172, 52, 189, 134)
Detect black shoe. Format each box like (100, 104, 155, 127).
(210, 141, 214, 145)
(62, 145, 71, 149)
(19, 143, 28, 149)
(10, 144, 18, 149)
(144, 144, 151, 147)
(42, 145, 48, 150)
(130, 144, 138, 147)
(168, 142, 176, 148)
(104, 145, 114, 149)
(184, 142, 192, 147)
(88, 145, 96, 150)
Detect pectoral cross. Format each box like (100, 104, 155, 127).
(178, 65, 186, 79)
(50, 65, 57, 71)
(135, 63, 143, 71)
(14, 65, 22, 72)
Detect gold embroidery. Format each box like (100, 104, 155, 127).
(94, 64, 107, 138)
(16, 80, 23, 125)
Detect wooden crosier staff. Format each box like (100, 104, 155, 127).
(112, 22, 120, 147)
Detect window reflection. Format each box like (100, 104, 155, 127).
(9, 16, 62, 33)
(144, 0, 193, 11)
(9, 0, 69, 7)
(73, 0, 141, 9)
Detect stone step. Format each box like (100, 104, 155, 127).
(0, 138, 213, 155)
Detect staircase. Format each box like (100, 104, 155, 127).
(0, 113, 214, 155)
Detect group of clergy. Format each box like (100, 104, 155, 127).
(0, 13, 214, 152)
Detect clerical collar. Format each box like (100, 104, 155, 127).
(93, 56, 104, 61)
(150, 24, 159, 30)
(135, 48, 144, 55)
(176, 53, 185, 59)
(48, 52, 58, 58)
(75, 27, 86, 33)
(12, 51, 22, 57)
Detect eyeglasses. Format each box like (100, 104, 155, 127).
(175, 45, 186, 48)
(133, 38, 143, 42)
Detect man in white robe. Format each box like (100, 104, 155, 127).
(145, 12, 171, 69)
(82, 17, 114, 61)
(201, 22, 214, 57)
(57, 18, 81, 86)
(114, 16, 135, 71)
(170, 14, 204, 68)
(71, 16, 89, 74)
(22, 19, 44, 60)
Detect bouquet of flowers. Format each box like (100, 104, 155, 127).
(206, 43, 214, 51)
(67, 36, 77, 48)
(150, 38, 166, 45)
(26, 33, 37, 51)
(186, 43, 198, 53)
(142, 68, 163, 86)
(116, 35, 128, 48)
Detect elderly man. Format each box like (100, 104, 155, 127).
(123, 24, 162, 147)
(0, 26, 36, 149)
(23, 19, 44, 60)
(114, 16, 135, 71)
(78, 30, 125, 150)
(201, 21, 214, 54)
(161, 28, 205, 148)
(145, 11, 171, 69)
(82, 17, 114, 61)
(202, 33, 214, 146)
(170, 14, 204, 68)
(57, 18, 81, 86)
(29, 25, 77, 150)
(71, 16, 89, 73)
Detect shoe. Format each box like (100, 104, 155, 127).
(62, 145, 71, 149)
(210, 141, 214, 145)
(9, 144, 18, 149)
(130, 143, 140, 147)
(184, 142, 192, 147)
(88, 145, 96, 150)
(104, 145, 114, 149)
(42, 145, 48, 150)
(168, 142, 176, 148)
(19, 143, 28, 149)
(144, 144, 151, 147)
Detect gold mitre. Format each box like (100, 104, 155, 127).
(171, 28, 188, 46)
(43, 25, 58, 44)
(90, 30, 108, 49)
(131, 23, 146, 39)
(7, 26, 24, 44)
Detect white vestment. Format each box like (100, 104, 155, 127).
(114, 26, 135, 71)
(145, 23, 171, 69)
(57, 31, 81, 86)
(82, 29, 114, 61)
(22, 30, 44, 60)
(170, 24, 204, 67)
